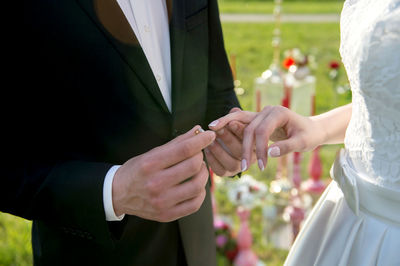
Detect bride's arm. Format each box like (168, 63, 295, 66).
(209, 103, 352, 171)
(311, 103, 352, 145)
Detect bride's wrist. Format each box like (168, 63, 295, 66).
(308, 104, 351, 145)
(309, 115, 329, 146)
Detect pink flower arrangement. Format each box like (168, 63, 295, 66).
(214, 219, 239, 264)
(216, 235, 228, 247)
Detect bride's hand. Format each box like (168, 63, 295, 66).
(208, 106, 326, 171)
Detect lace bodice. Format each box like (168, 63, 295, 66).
(340, 0, 400, 185)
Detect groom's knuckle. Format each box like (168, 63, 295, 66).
(146, 180, 162, 196)
(193, 203, 201, 213)
(189, 158, 201, 173)
(140, 159, 155, 176)
(186, 159, 196, 173)
(181, 141, 195, 158)
(227, 163, 239, 173)
(151, 197, 164, 211)
(192, 181, 203, 195)
(191, 199, 202, 213)
(199, 189, 207, 206)
(222, 135, 234, 146)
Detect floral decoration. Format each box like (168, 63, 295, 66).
(328, 60, 341, 81)
(328, 59, 351, 102)
(214, 218, 239, 264)
(282, 48, 316, 80)
(282, 48, 316, 70)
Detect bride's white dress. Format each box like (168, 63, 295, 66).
(284, 0, 400, 265)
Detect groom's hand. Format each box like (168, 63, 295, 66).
(112, 126, 216, 222)
(205, 108, 252, 177)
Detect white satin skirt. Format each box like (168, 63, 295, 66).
(284, 149, 400, 266)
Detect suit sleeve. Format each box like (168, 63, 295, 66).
(1, 3, 120, 246)
(205, 0, 241, 124)
(2, 144, 118, 247)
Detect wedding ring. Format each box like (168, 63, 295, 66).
(195, 128, 205, 135)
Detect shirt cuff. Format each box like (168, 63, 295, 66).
(103, 165, 125, 221)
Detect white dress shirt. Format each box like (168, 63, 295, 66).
(103, 0, 172, 221)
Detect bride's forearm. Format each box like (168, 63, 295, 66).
(310, 103, 352, 145)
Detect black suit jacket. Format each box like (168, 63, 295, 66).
(2, 0, 239, 265)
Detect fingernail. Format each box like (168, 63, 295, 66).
(208, 120, 219, 127)
(241, 159, 247, 172)
(268, 146, 280, 157)
(217, 128, 224, 135)
(258, 159, 265, 171)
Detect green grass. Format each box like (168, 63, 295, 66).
(222, 22, 349, 113)
(218, 0, 344, 14)
(0, 19, 350, 266)
(0, 213, 32, 266)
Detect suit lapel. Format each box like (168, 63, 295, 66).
(169, 0, 185, 116)
(170, 1, 218, 264)
(76, 0, 170, 114)
(76, 0, 213, 263)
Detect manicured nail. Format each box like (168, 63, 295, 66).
(208, 120, 219, 127)
(241, 159, 247, 172)
(268, 146, 280, 157)
(258, 159, 265, 171)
